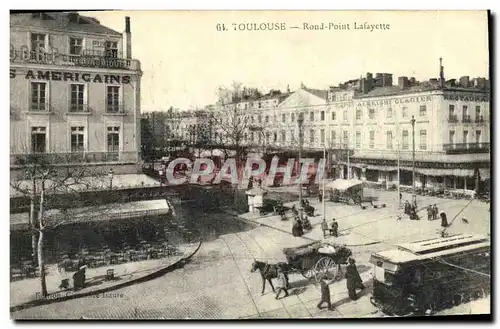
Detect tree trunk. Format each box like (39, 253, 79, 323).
(37, 229, 47, 297)
(30, 191, 38, 264)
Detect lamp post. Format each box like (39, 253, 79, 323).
(397, 140, 401, 208)
(322, 140, 326, 223)
(297, 112, 304, 220)
(108, 168, 114, 189)
(411, 115, 416, 205)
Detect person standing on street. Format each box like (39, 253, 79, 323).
(318, 191, 323, 203)
(321, 219, 329, 238)
(275, 268, 290, 300)
(427, 205, 433, 221)
(317, 276, 335, 310)
(346, 257, 364, 300)
(432, 204, 439, 221)
(330, 218, 339, 237)
(440, 211, 449, 228)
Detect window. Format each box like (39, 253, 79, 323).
(331, 95, 336, 102)
(106, 86, 120, 113)
(31, 127, 46, 153)
(31, 82, 47, 111)
(282, 113, 286, 123)
(258, 114, 262, 123)
(105, 41, 118, 58)
(475, 130, 481, 144)
(419, 105, 427, 117)
(463, 105, 470, 121)
(387, 108, 393, 119)
(369, 131, 375, 149)
(369, 109, 375, 119)
(310, 112, 314, 121)
(258, 134, 262, 144)
(419, 130, 427, 150)
(355, 131, 361, 148)
(331, 111, 336, 120)
(69, 37, 83, 55)
(309, 129, 315, 143)
(71, 126, 85, 152)
(343, 131, 349, 147)
(475, 106, 481, 121)
(331, 131, 336, 146)
(273, 132, 277, 143)
(31, 33, 46, 52)
(449, 131, 455, 145)
(387, 131, 393, 149)
(449, 105, 455, 120)
(265, 115, 269, 122)
(291, 113, 295, 122)
(250, 132, 254, 142)
(320, 129, 325, 144)
(258, 102, 262, 108)
(402, 130, 409, 149)
(281, 131, 286, 142)
(290, 130, 295, 143)
(402, 106, 408, 118)
(343, 110, 348, 121)
(356, 109, 362, 120)
(107, 126, 120, 153)
(463, 130, 469, 144)
(320, 111, 325, 121)
(70, 84, 85, 112)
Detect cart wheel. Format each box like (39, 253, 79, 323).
(301, 268, 316, 280)
(314, 257, 338, 282)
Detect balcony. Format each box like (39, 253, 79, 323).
(462, 115, 472, 123)
(10, 151, 138, 167)
(448, 115, 459, 123)
(475, 116, 485, 123)
(67, 104, 91, 114)
(443, 143, 490, 154)
(10, 47, 141, 71)
(104, 105, 127, 115)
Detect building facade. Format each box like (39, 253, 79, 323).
(10, 12, 142, 178)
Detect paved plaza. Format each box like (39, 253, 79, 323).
(11, 188, 490, 319)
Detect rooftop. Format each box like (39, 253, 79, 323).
(10, 12, 122, 36)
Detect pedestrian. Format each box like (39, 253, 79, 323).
(346, 258, 364, 300)
(318, 192, 323, 203)
(275, 268, 290, 300)
(321, 220, 329, 238)
(330, 219, 339, 237)
(317, 276, 335, 310)
(440, 212, 448, 228)
(427, 205, 433, 221)
(432, 204, 439, 220)
(404, 200, 410, 215)
(399, 192, 403, 201)
(292, 218, 303, 237)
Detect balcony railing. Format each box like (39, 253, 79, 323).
(68, 104, 91, 113)
(448, 115, 459, 123)
(475, 116, 485, 123)
(105, 104, 126, 114)
(10, 151, 138, 166)
(10, 46, 140, 71)
(443, 143, 490, 154)
(462, 115, 472, 123)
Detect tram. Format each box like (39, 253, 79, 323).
(369, 234, 490, 316)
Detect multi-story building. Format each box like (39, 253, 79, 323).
(10, 12, 142, 178)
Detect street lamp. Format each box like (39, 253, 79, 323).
(108, 168, 114, 189)
(411, 115, 416, 205)
(297, 112, 304, 220)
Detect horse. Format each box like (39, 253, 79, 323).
(250, 260, 291, 295)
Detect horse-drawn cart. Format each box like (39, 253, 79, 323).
(282, 241, 352, 282)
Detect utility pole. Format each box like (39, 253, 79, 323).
(347, 143, 350, 180)
(151, 112, 155, 171)
(397, 140, 401, 208)
(322, 142, 326, 222)
(297, 112, 304, 220)
(411, 115, 416, 205)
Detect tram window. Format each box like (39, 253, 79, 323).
(412, 269, 422, 285)
(384, 271, 396, 286)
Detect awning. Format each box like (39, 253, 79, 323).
(351, 152, 490, 164)
(10, 199, 171, 231)
(326, 179, 363, 192)
(479, 168, 490, 180)
(411, 168, 475, 177)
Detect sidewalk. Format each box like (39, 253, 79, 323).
(10, 243, 200, 310)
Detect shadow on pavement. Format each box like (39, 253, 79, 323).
(331, 278, 374, 309)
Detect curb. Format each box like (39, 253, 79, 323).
(234, 213, 381, 248)
(10, 241, 202, 313)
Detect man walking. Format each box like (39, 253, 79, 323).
(346, 258, 364, 300)
(275, 268, 290, 300)
(427, 205, 433, 221)
(321, 219, 329, 238)
(317, 276, 335, 310)
(432, 204, 439, 221)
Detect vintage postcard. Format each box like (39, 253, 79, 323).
(9, 10, 491, 320)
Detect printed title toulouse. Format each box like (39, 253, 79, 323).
(9, 69, 131, 84)
(165, 157, 327, 186)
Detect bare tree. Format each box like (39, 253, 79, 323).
(10, 153, 116, 297)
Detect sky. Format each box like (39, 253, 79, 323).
(81, 10, 490, 112)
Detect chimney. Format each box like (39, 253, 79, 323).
(398, 76, 409, 89)
(382, 73, 393, 87)
(459, 76, 470, 88)
(365, 73, 373, 92)
(123, 16, 132, 59)
(439, 57, 445, 88)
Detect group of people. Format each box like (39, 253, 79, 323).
(403, 200, 420, 220)
(426, 204, 440, 221)
(321, 219, 339, 238)
(291, 214, 312, 237)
